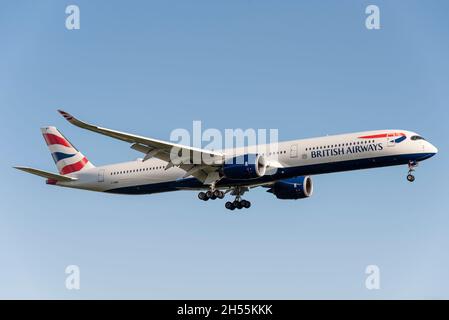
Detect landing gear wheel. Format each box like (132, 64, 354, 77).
(217, 191, 225, 199)
(198, 192, 208, 201)
(206, 190, 213, 199)
(406, 161, 417, 183)
(241, 200, 251, 208)
(225, 201, 235, 210)
(234, 200, 243, 209)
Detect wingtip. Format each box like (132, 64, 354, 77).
(58, 109, 74, 121)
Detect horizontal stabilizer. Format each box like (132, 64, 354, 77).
(13, 166, 78, 182)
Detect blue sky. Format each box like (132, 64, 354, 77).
(1, 0, 448, 299)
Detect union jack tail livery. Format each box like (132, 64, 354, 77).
(41, 126, 95, 175)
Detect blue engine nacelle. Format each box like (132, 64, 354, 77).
(221, 154, 267, 180)
(267, 176, 313, 199)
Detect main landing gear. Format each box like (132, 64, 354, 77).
(225, 198, 251, 210)
(407, 160, 418, 182)
(198, 189, 225, 201)
(198, 186, 252, 211)
(225, 186, 251, 211)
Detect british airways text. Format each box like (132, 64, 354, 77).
(311, 143, 383, 159)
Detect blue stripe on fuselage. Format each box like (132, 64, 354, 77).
(104, 152, 436, 195)
(394, 136, 406, 143)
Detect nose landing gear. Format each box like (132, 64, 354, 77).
(407, 160, 418, 182)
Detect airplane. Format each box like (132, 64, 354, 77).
(14, 110, 438, 210)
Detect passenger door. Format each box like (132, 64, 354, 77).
(387, 133, 395, 147)
(290, 144, 298, 158)
(98, 169, 105, 182)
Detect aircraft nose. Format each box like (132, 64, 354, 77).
(432, 144, 438, 154)
(428, 142, 438, 155)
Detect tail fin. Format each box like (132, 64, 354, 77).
(41, 126, 95, 175)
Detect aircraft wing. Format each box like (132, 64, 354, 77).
(58, 110, 225, 183)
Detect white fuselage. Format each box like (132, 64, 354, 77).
(56, 129, 438, 194)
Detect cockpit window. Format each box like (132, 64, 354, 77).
(411, 135, 425, 141)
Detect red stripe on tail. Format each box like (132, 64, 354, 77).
(60, 157, 89, 174)
(43, 133, 71, 147)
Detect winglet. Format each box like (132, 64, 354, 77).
(57, 109, 94, 131)
(58, 109, 75, 122)
(58, 109, 101, 133)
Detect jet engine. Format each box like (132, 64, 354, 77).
(267, 176, 313, 199)
(221, 154, 267, 180)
